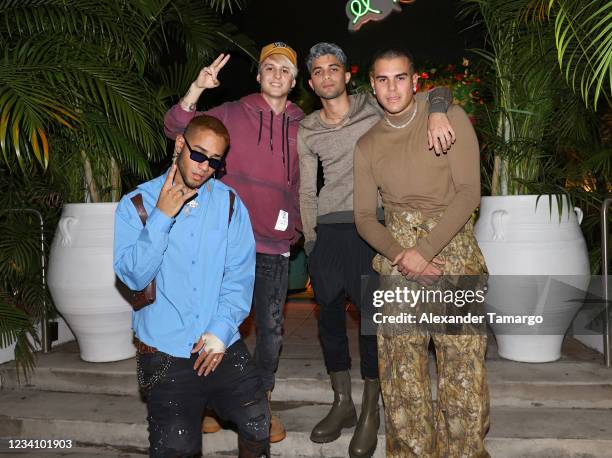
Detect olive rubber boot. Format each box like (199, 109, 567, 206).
(348, 377, 380, 457)
(310, 370, 357, 443)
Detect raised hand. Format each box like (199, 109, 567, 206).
(194, 54, 231, 89)
(155, 164, 197, 218)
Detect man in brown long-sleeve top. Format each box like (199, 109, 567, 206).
(353, 48, 490, 457)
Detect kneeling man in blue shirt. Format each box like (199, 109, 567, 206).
(114, 115, 269, 457)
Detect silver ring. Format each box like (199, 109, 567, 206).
(178, 189, 185, 196)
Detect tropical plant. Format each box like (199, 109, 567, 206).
(0, 165, 66, 379)
(0, 0, 253, 375)
(461, 0, 607, 196)
(547, 0, 612, 109)
(461, 0, 611, 273)
(0, 0, 253, 202)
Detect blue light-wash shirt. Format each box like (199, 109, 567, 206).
(113, 172, 255, 358)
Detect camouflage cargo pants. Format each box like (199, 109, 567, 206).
(374, 209, 490, 458)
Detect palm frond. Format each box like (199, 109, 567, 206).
(0, 293, 39, 381)
(63, 60, 165, 158)
(76, 111, 157, 178)
(549, 0, 612, 108)
(154, 0, 255, 65)
(0, 35, 165, 174)
(205, 0, 246, 14)
(0, 0, 150, 71)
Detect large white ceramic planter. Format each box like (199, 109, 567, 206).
(48, 203, 135, 362)
(475, 195, 590, 362)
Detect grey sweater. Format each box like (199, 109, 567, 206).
(298, 90, 450, 255)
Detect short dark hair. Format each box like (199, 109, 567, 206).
(184, 115, 230, 148)
(370, 48, 416, 75)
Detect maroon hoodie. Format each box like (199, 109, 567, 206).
(164, 93, 304, 255)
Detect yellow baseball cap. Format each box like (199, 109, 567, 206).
(259, 42, 297, 67)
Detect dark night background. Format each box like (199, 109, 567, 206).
(203, 0, 481, 105)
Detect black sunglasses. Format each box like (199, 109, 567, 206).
(184, 138, 225, 170)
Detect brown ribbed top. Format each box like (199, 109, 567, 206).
(353, 97, 481, 262)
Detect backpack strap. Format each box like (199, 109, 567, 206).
(131, 194, 148, 226)
(228, 190, 235, 225)
(127, 193, 155, 311)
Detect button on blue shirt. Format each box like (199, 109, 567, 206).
(113, 172, 256, 358)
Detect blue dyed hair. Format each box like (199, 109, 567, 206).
(306, 42, 347, 73)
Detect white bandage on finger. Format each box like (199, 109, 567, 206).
(200, 332, 226, 354)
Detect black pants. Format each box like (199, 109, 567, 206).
(253, 253, 289, 392)
(308, 223, 379, 379)
(139, 340, 270, 458)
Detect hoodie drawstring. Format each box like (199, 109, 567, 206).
(257, 111, 262, 145)
(258, 108, 292, 186)
(281, 112, 286, 171)
(269, 111, 274, 152)
(286, 116, 290, 185)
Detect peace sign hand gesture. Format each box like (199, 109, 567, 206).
(194, 54, 231, 89)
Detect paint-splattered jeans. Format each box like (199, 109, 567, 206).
(253, 253, 289, 393)
(140, 340, 270, 457)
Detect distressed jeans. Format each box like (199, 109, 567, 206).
(140, 340, 270, 457)
(252, 253, 289, 392)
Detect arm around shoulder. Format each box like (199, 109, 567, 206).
(427, 86, 453, 113)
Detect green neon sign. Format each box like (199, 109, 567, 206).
(349, 0, 382, 25)
(346, 0, 410, 32)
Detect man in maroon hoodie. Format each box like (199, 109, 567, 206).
(164, 42, 303, 443)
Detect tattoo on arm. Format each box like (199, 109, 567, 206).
(184, 88, 196, 111)
(180, 88, 197, 112)
(179, 83, 204, 112)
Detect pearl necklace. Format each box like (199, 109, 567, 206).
(384, 103, 418, 129)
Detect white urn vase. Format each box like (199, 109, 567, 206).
(48, 203, 135, 362)
(475, 195, 590, 362)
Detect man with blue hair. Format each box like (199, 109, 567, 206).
(298, 42, 455, 457)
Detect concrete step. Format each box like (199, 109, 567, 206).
(2, 346, 611, 409)
(1, 390, 612, 457)
(0, 441, 146, 457)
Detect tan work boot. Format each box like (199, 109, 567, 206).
(310, 370, 357, 443)
(267, 391, 286, 443)
(201, 411, 221, 433)
(349, 377, 380, 457)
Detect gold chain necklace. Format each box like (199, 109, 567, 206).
(384, 103, 418, 129)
